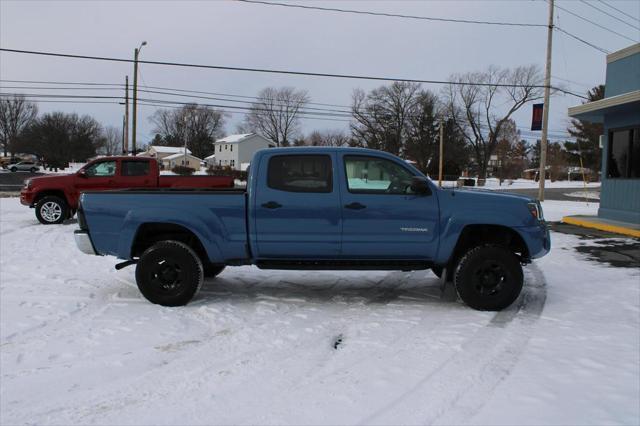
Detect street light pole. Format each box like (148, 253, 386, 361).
(131, 41, 147, 155)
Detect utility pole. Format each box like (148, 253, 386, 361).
(538, 0, 554, 201)
(131, 41, 147, 155)
(124, 75, 129, 155)
(438, 118, 444, 188)
(121, 115, 125, 153)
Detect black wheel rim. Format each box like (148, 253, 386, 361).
(149, 258, 185, 293)
(472, 260, 509, 296)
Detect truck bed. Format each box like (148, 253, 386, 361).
(79, 190, 248, 262)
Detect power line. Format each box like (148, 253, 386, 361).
(0, 47, 589, 98)
(579, 0, 640, 30)
(551, 75, 595, 90)
(0, 90, 579, 135)
(555, 27, 611, 54)
(596, 0, 640, 24)
(552, 1, 638, 42)
(0, 79, 352, 108)
(0, 79, 121, 86)
(235, 0, 547, 27)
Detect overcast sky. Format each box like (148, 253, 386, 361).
(1, 0, 639, 146)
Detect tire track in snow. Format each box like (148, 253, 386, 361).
(359, 264, 547, 426)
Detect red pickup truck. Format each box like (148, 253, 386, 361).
(20, 156, 234, 224)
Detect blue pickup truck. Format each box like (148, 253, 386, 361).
(75, 147, 550, 311)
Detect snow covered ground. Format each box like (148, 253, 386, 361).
(441, 177, 601, 190)
(1, 198, 638, 425)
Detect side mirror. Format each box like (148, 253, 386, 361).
(410, 176, 432, 195)
(77, 170, 87, 178)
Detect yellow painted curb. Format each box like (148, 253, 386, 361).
(562, 216, 640, 238)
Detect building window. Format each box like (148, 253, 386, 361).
(225, 145, 228, 150)
(230, 145, 233, 152)
(608, 128, 640, 178)
(219, 145, 222, 152)
(231, 160, 235, 167)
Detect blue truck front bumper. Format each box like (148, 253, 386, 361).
(517, 223, 551, 259)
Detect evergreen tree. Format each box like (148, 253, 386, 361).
(566, 85, 604, 172)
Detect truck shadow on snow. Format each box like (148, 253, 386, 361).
(195, 271, 452, 307)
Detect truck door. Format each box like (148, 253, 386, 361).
(339, 154, 439, 259)
(75, 159, 117, 193)
(254, 153, 341, 258)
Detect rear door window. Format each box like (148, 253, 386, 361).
(267, 155, 332, 193)
(122, 160, 150, 176)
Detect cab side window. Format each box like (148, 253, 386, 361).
(344, 155, 414, 194)
(85, 161, 116, 177)
(122, 160, 150, 176)
(267, 155, 332, 193)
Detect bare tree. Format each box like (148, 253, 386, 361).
(351, 81, 421, 155)
(308, 129, 350, 147)
(150, 103, 226, 158)
(445, 65, 544, 179)
(0, 95, 38, 157)
(244, 87, 309, 147)
(98, 126, 122, 156)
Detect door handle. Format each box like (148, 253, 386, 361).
(261, 201, 282, 209)
(344, 202, 366, 210)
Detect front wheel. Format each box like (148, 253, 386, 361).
(35, 196, 68, 224)
(10, 167, 17, 172)
(454, 244, 523, 311)
(135, 240, 204, 306)
(30, 167, 37, 173)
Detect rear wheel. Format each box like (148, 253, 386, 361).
(135, 240, 203, 306)
(35, 196, 68, 225)
(10, 167, 17, 172)
(454, 244, 523, 311)
(30, 167, 37, 173)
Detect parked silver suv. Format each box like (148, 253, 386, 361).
(8, 161, 39, 173)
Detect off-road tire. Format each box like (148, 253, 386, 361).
(203, 264, 225, 278)
(454, 244, 523, 311)
(135, 240, 204, 306)
(35, 196, 68, 225)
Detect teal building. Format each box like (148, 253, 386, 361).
(569, 43, 640, 224)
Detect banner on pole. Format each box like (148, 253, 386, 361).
(531, 103, 544, 131)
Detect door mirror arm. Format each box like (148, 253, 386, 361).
(410, 176, 432, 196)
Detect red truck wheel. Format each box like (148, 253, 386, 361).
(35, 196, 68, 225)
(135, 240, 204, 306)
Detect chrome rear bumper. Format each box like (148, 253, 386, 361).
(74, 230, 97, 255)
